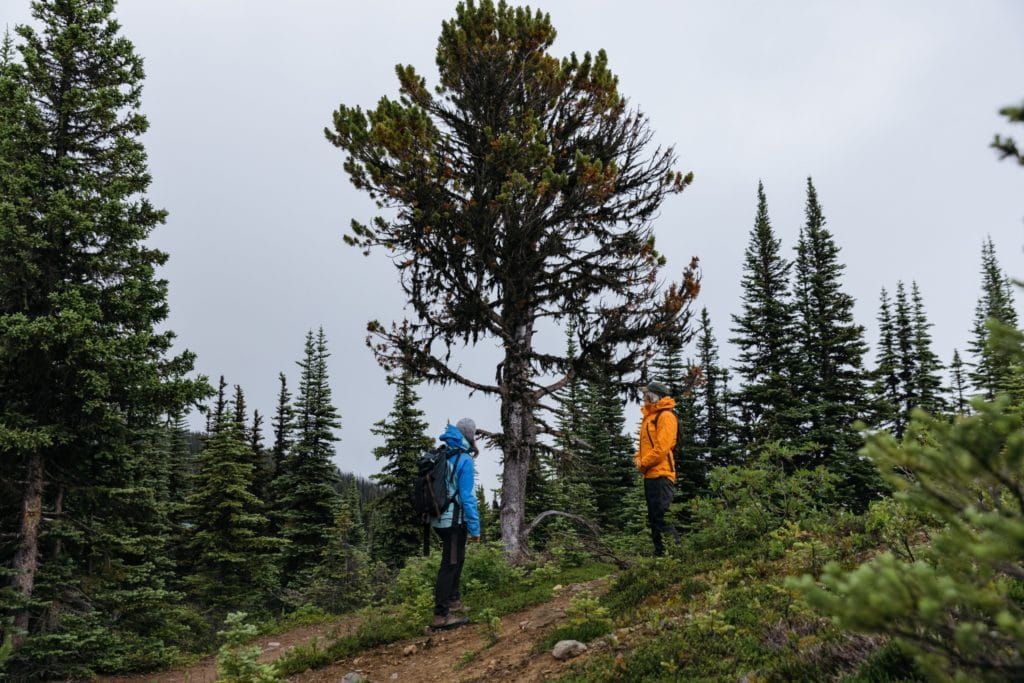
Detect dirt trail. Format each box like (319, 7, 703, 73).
(93, 578, 609, 683)
(95, 617, 362, 683)
(293, 578, 610, 683)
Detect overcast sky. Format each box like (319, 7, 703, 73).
(3, 0, 1023, 493)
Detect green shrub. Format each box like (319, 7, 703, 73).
(844, 641, 926, 682)
(861, 496, 936, 563)
(536, 591, 613, 652)
(602, 558, 688, 616)
(215, 612, 282, 683)
(686, 448, 840, 557)
(793, 382, 1024, 681)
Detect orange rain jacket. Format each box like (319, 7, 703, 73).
(634, 396, 678, 483)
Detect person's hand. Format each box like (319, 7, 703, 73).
(470, 535, 481, 543)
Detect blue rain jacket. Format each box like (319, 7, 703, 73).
(429, 424, 481, 537)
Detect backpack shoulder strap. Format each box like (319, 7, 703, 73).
(449, 451, 464, 523)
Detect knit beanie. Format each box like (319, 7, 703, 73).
(456, 418, 477, 448)
(645, 380, 671, 398)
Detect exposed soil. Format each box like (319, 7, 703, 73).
(90, 578, 609, 683)
(292, 578, 610, 683)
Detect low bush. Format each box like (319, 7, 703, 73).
(536, 592, 612, 652)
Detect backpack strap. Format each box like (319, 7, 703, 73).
(648, 409, 676, 474)
(447, 452, 464, 565)
(447, 452, 463, 522)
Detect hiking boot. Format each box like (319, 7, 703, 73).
(447, 599, 467, 614)
(430, 613, 469, 630)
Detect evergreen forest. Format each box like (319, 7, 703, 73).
(2, 1, 1023, 681)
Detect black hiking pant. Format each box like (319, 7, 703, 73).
(434, 524, 468, 615)
(644, 477, 680, 557)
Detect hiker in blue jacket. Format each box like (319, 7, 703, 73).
(430, 418, 481, 629)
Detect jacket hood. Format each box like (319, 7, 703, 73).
(440, 423, 470, 452)
(642, 395, 676, 417)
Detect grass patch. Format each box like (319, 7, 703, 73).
(273, 608, 425, 677)
(275, 559, 615, 677)
(602, 558, 707, 617)
(254, 604, 334, 637)
(466, 561, 615, 620)
(842, 641, 926, 683)
(535, 619, 612, 653)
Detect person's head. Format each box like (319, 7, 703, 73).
(456, 417, 479, 456)
(642, 380, 670, 405)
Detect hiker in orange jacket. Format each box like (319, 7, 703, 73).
(634, 380, 681, 557)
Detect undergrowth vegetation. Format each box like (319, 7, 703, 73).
(555, 452, 942, 682)
(258, 545, 614, 678)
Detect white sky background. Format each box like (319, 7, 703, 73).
(2, 0, 1023, 494)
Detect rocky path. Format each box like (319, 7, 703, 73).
(293, 578, 609, 683)
(93, 578, 610, 683)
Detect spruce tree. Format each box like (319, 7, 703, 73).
(303, 479, 372, 614)
(893, 282, 917, 437)
(369, 370, 432, 567)
(652, 329, 688, 400)
(729, 182, 799, 453)
(870, 288, 902, 433)
(275, 330, 342, 581)
(525, 449, 558, 526)
(271, 372, 294, 480)
(475, 485, 499, 543)
(968, 237, 1020, 399)
(909, 282, 946, 415)
(718, 367, 736, 453)
(249, 408, 274, 508)
(949, 349, 969, 417)
(577, 372, 634, 528)
(165, 412, 197, 579)
(232, 385, 249, 442)
(694, 308, 731, 471)
(652, 328, 703, 503)
(184, 379, 277, 612)
(551, 327, 587, 499)
(0, 1, 204, 670)
(790, 179, 871, 497)
(674, 363, 703, 505)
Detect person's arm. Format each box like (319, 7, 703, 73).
(638, 413, 677, 470)
(458, 456, 481, 537)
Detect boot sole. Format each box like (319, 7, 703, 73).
(429, 620, 470, 631)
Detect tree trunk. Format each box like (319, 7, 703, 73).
(44, 486, 64, 632)
(499, 315, 537, 562)
(11, 451, 45, 648)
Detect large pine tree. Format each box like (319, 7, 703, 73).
(790, 180, 869, 454)
(729, 182, 799, 454)
(274, 329, 342, 581)
(0, 1, 203, 669)
(327, 0, 700, 559)
(369, 370, 432, 567)
(789, 179, 874, 503)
